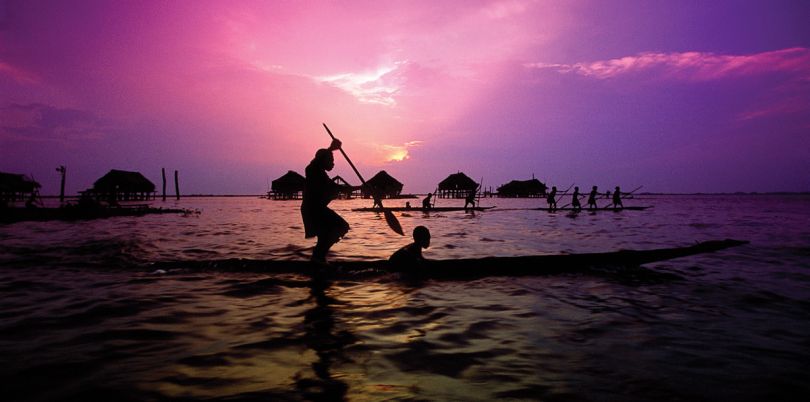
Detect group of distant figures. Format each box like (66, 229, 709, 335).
(545, 185, 626, 211)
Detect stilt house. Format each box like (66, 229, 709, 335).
(361, 171, 403, 199)
(0, 172, 41, 203)
(270, 170, 305, 200)
(497, 178, 547, 198)
(85, 169, 156, 201)
(437, 172, 478, 199)
(332, 175, 360, 199)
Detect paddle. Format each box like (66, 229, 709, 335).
(322, 123, 404, 236)
(549, 183, 574, 207)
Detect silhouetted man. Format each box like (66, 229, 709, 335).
(571, 186, 581, 211)
(464, 190, 476, 211)
(587, 186, 599, 210)
(611, 186, 624, 209)
(547, 186, 558, 211)
(301, 138, 349, 263)
(422, 192, 433, 209)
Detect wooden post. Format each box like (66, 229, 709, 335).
(174, 170, 180, 200)
(57, 165, 66, 204)
(162, 168, 167, 201)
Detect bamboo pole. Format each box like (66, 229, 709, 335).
(174, 170, 180, 200)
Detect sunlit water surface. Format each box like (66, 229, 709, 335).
(1, 195, 809, 401)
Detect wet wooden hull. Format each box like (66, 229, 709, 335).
(533, 206, 651, 212)
(153, 239, 748, 279)
(352, 206, 496, 212)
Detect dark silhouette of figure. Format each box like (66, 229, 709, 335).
(587, 186, 599, 210)
(301, 138, 350, 262)
(422, 192, 433, 209)
(612, 186, 624, 209)
(464, 190, 476, 211)
(405, 201, 411, 209)
(371, 195, 383, 209)
(25, 192, 39, 209)
(547, 186, 558, 211)
(571, 186, 581, 211)
(389, 226, 430, 271)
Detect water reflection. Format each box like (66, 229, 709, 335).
(296, 274, 353, 400)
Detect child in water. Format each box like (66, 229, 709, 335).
(389, 225, 431, 271)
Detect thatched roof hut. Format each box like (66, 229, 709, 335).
(362, 170, 403, 198)
(497, 178, 547, 198)
(0, 172, 41, 202)
(332, 175, 360, 199)
(270, 170, 305, 200)
(437, 172, 478, 198)
(88, 169, 156, 201)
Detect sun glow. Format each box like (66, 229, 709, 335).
(379, 141, 422, 163)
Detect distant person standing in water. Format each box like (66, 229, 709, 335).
(301, 138, 349, 263)
(611, 186, 624, 209)
(464, 190, 476, 211)
(587, 186, 599, 210)
(422, 192, 433, 209)
(571, 186, 581, 211)
(547, 186, 558, 211)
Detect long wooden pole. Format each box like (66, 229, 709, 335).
(174, 170, 180, 200)
(57, 165, 66, 205)
(162, 168, 167, 201)
(322, 123, 403, 235)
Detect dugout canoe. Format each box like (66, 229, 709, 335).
(152, 239, 748, 279)
(352, 206, 496, 212)
(533, 206, 652, 212)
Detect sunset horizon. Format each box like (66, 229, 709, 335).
(2, 1, 809, 195)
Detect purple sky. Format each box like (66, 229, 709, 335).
(2, 0, 809, 194)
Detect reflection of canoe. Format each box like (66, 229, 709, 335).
(533, 206, 652, 212)
(0, 205, 191, 224)
(352, 206, 496, 212)
(154, 239, 747, 279)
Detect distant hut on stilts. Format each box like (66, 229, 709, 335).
(332, 175, 360, 199)
(497, 176, 547, 198)
(0, 172, 41, 204)
(269, 170, 305, 200)
(361, 170, 403, 199)
(437, 172, 478, 199)
(83, 169, 156, 202)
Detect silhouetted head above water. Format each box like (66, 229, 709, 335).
(413, 225, 431, 249)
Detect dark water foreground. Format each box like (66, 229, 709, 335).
(1, 195, 809, 401)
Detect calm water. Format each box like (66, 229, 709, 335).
(1, 195, 809, 401)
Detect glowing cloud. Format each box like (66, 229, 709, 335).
(377, 140, 423, 163)
(526, 47, 810, 81)
(315, 63, 406, 107)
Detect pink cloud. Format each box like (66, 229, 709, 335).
(737, 96, 810, 122)
(526, 47, 810, 80)
(0, 61, 40, 84)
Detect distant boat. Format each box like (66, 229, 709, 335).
(533, 206, 652, 212)
(352, 206, 496, 212)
